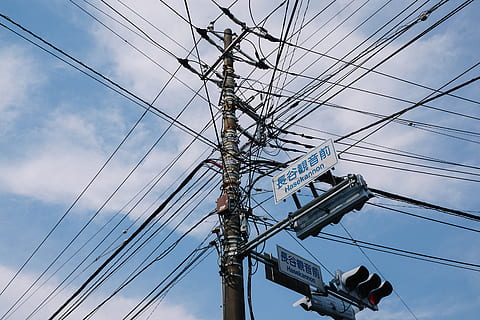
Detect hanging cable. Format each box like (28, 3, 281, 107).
(0, 13, 217, 149)
(47, 159, 213, 319)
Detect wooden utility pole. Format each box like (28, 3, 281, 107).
(219, 28, 246, 320)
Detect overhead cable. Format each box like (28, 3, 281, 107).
(317, 232, 480, 272)
(0, 13, 217, 149)
(370, 188, 480, 222)
(47, 160, 213, 319)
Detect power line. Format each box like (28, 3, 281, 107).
(24, 167, 219, 319)
(338, 224, 419, 320)
(264, 0, 430, 123)
(284, 42, 480, 107)
(272, 133, 480, 182)
(370, 188, 480, 222)
(2, 86, 217, 319)
(123, 244, 213, 320)
(370, 203, 480, 233)
(239, 65, 480, 125)
(46, 165, 219, 318)
(79, 214, 216, 319)
(316, 232, 480, 272)
(182, 0, 221, 147)
(3, 1, 479, 319)
(264, 133, 480, 185)
(274, 0, 473, 133)
(0, 108, 148, 301)
(0, 13, 218, 149)
(47, 160, 212, 319)
(337, 73, 480, 153)
(277, 123, 480, 172)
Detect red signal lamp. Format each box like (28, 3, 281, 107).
(368, 281, 393, 305)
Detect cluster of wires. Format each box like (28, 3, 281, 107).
(0, 0, 479, 319)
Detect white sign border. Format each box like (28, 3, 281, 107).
(272, 139, 338, 204)
(276, 245, 324, 290)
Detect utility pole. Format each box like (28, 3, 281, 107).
(219, 28, 246, 320)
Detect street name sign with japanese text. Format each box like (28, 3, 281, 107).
(277, 245, 324, 291)
(272, 139, 338, 203)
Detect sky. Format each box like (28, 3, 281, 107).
(0, 0, 479, 319)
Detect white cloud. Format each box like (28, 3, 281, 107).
(0, 44, 43, 131)
(285, 11, 478, 209)
(0, 109, 179, 214)
(0, 264, 203, 320)
(0, 105, 220, 240)
(87, 0, 213, 103)
(2, 0, 468, 222)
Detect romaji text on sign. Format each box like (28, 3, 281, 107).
(272, 139, 338, 203)
(277, 245, 324, 290)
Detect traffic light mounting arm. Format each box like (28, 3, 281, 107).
(238, 174, 373, 255)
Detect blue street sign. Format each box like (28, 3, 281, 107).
(277, 245, 324, 291)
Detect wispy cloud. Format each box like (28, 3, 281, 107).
(0, 44, 43, 131)
(0, 264, 205, 320)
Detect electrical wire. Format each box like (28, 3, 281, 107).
(262, 0, 431, 124)
(267, 135, 480, 184)
(253, 0, 426, 123)
(317, 231, 480, 272)
(0, 4, 211, 310)
(24, 164, 218, 319)
(338, 224, 419, 320)
(247, 255, 255, 320)
(262, 0, 301, 117)
(337, 69, 480, 153)
(254, 210, 480, 272)
(81, 212, 216, 319)
(52, 168, 220, 319)
(2, 1, 479, 319)
(370, 188, 480, 222)
(2, 80, 219, 319)
(0, 107, 148, 300)
(47, 160, 212, 319)
(275, 0, 467, 131)
(182, 0, 221, 147)
(277, 122, 480, 173)
(122, 244, 214, 319)
(237, 64, 480, 126)
(0, 13, 217, 149)
(370, 203, 480, 233)
(282, 42, 480, 107)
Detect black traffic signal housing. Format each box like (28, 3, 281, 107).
(335, 265, 393, 310)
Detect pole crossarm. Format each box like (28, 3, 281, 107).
(202, 28, 248, 80)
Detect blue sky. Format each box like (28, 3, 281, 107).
(0, 1, 479, 319)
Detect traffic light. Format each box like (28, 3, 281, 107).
(294, 294, 356, 320)
(368, 281, 393, 306)
(335, 265, 393, 310)
(291, 174, 373, 240)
